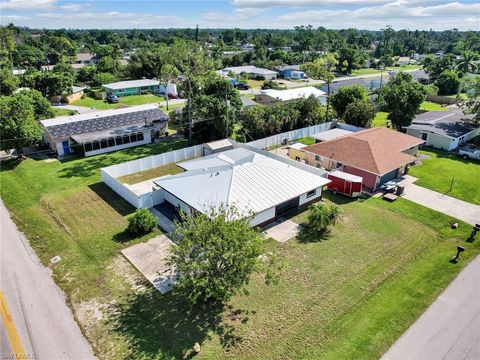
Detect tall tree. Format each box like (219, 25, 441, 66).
(157, 64, 179, 111)
(382, 72, 426, 130)
(330, 84, 368, 119)
(455, 51, 479, 75)
(343, 100, 376, 128)
(301, 53, 339, 121)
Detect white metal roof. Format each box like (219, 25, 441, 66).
(261, 86, 327, 101)
(204, 139, 235, 151)
(221, 66, 278, 76)
(102, 79, 159, 90)
(311, 128, 353, 142)
(155, 148, 330, 216)
(41, 103, 160, 127)
(179, 147, 254, 170)
(328, 170, 363, 183)
(289, 142, 307, 150)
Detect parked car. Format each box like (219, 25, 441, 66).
(167, 93, 178, 99)
(459, 147, 480, 160)
(106, 94, 119, 103)
(235, 83, 251, 90)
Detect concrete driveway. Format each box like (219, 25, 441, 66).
(382, 255, 480, 360)
(264, 219, 301, 242)
(400, 175, 480, 226)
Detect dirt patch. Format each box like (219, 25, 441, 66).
(108, 255, 148, 292)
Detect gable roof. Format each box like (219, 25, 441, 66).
(304, 127, 424, 175)
(102, 79, 159, 90)
(405, 111, 477, 138)
(220, 66, 278, 76)
(154, 148, 330, 216)
(261, 86, 326, 101)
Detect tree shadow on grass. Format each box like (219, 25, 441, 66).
(107, 288, 248, 359)
(297, 227, 332, 244)
(88, 182, 135, 217)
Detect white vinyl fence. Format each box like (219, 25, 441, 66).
(101, 122, 362, 209)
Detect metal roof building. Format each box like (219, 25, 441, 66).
(41, 104, 168, 157)
(154, 147, 330, 227)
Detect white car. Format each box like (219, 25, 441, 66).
(459, 147, 480, 160)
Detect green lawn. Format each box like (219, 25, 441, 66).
(419, 101, 449, 112)
(246, 79, 264, 89)
(72, 94, 165, 110)
(118, 162, 183, 184)
(350, 68, 386, 76)
(373, 111, 389, 127)
(53, 108, 77, 117)
(296, 136, 316, 145)
(2, 138, 477, 360)
(386, 65, 422, 71)
(409, 148, 480, 205)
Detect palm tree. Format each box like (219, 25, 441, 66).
(456, 51, 479, 75)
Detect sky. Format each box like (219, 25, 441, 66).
(0, 0, 479, 31)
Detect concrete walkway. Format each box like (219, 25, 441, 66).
(382, 255, 480, 360)
(263, 219, 301, 242)
(400, 175, 480, 226)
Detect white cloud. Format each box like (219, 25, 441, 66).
(0, 0, 55, 10)
(232, 0, 394, 7)
(1, 14, 30, 19)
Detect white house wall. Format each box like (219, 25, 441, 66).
(299, 186, 323, 205)
(250, 207, 275, 227)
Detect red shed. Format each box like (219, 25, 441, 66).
(327, 170, 363, 197)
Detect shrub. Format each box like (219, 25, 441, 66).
(127, 209, 157, 234)
(305, 203, 341, 234)
(261, 80, 283, 90)
(435, 70, 460, 95)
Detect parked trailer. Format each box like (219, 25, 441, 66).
(327, 170, 363, 197)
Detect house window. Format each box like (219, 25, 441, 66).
(137, 132, 144, 141)
(115, 136, 123, 145)
(92, 140, 100, 150)
(140, 86, 149, 90)
(421, 133, 428, 141)
(130, 133, 138, 142)
(100, 139, 108, 148)
(123, 134, 130, 144)
(84, 142, 92, 152)
(315, 155, 320, 161)
(295, 156, 300, 161)
(306, 189, 317, 198)
(108, 137, 115, 147)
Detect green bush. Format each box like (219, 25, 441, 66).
(305, 203, 341, 234)
(127, 209, 157, 234)
(435, 70, 460, 95)
(261, 80, 283, 90)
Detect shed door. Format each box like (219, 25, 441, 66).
(275, 197, 300, 219)
(62, 141, 71, 155)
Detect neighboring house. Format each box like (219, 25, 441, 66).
(396, 56, 411, 66)
(240, 43, 255, 52)
(311, 128, 354, 143)
(76, 53, 97, 66)
(273, 65, 307, 80)
(41, 104, 168, 157)
(153, 146, 331, 227)
(255, 86, 327, 106)
(64, 86, 85, 104)
(240, 96, 258, 108)
(301, 127, 424, 192)
(102, 79, 177, 97)
(218, 66, 278, 80)
(288, 142, 308, 162)
(404, 111, 480, 151)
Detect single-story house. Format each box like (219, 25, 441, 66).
(218, 66, 278, 80)
(273, 65, 307, 80)
(76, 53, 97, 65)
(41, 104, 168, 157)
(255, 86, 327, 106)
(404, 111, 480, 151)
(153, 146, 330, 227)
(102, 79, 177, 97)
(287, 142, 308, 162)
(311, 128, 354, 143)
(396, 56, 411, 66)
(65, 86, 85, 104)
(301, 127, 424, 192)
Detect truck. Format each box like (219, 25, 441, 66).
(459, 147, 480, 160)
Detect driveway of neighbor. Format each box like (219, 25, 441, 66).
(121, 235, 176, 294)
(382, 255, 480, 360)
(400, 175, 480, 226)
(264, 219, 301, 243)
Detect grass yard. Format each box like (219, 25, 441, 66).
(373, 111, 389, 127)
(296, 136, 316, 145)
(409, 148, 480, 205)
(118, 162, 184, 184)
(350, 68, 386, 76)
(72, 94, 165, 110)
(419, 101, 449, 112)
(246, 79, 264, 89)
(53, 107, 77, 117)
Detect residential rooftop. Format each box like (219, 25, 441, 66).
(311, 128, 353, 142)
(220, 65, 278, 76)
(405, 111, 477, 138)
(102, 79, 160, 90)
(260, 86, 326, 101)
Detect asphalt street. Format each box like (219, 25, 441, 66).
(0, 200, 95, 360)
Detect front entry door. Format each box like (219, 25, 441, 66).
(62, 141, 71, 155)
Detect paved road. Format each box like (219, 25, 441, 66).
(0, 201, 95, 360)
(382, 255, 480, 360)
(400, 175, 480, 226)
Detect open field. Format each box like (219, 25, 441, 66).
(1, 140, 477, 360)
(72, 94, 165, 110)
(118, 162, 183, 185)
(409, 148, 480, 205)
